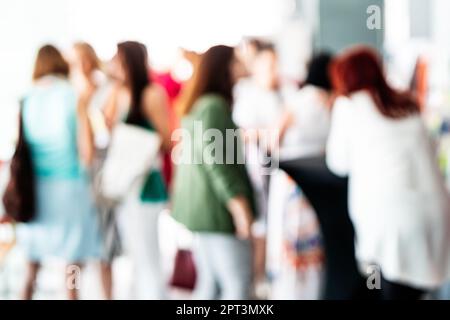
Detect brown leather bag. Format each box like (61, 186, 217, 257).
(2, 103, 36, 223)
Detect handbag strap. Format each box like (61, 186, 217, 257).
(17, 98, 27, 153)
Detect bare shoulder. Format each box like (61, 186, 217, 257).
(143, 83, 167, 104)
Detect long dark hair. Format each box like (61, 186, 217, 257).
(330, 46, 419, 119)
(117, 41, 151, 125)
(303, 52, 334, 91)
(179, 45, 235, 116)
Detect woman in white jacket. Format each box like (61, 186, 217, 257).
(326, 46, 450, 300)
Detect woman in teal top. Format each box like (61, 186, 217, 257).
(103, 41, 172, 299)
(172, 46, 255, 299)
(17, 45, 101, 300)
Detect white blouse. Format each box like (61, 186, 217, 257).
(232, 78, 282, 129)
(326, 91, 450, 289)
(281, 85, 330, 160)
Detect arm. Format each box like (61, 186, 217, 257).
(326, 97, 352, 177)
(102, 84, 123, 131)
(227, 196, 254, 239)
(143, 85, 172, 152)
(77, 85, 96, 167)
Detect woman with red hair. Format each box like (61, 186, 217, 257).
(326, 46, 450, 300)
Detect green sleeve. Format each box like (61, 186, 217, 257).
(195, 98, 248, 206)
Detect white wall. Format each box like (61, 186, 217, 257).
(0, 0, 289, 159)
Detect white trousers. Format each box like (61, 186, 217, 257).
(193, 233, 252, 300)
(119, 195, 166, 300)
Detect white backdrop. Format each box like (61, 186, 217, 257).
(0, 0, 292, 160)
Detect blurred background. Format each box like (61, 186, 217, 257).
(2, 0, 450, 159)
(1, 0, 450, 300)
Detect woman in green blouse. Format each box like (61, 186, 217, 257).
(172, 45, 255, 299)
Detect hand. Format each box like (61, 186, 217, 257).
(228, 196, 254, 240)
(233, 208, 253, 240)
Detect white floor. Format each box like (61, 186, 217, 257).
(0, 212, 194, 300)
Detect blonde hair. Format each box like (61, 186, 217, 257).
(73, 42, 101, 72)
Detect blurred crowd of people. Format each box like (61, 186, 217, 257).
(0, 37, 450, 301)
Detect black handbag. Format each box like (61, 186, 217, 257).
(2, 101, 36, 223)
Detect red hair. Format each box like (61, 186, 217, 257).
(330, 46, 419, 119)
